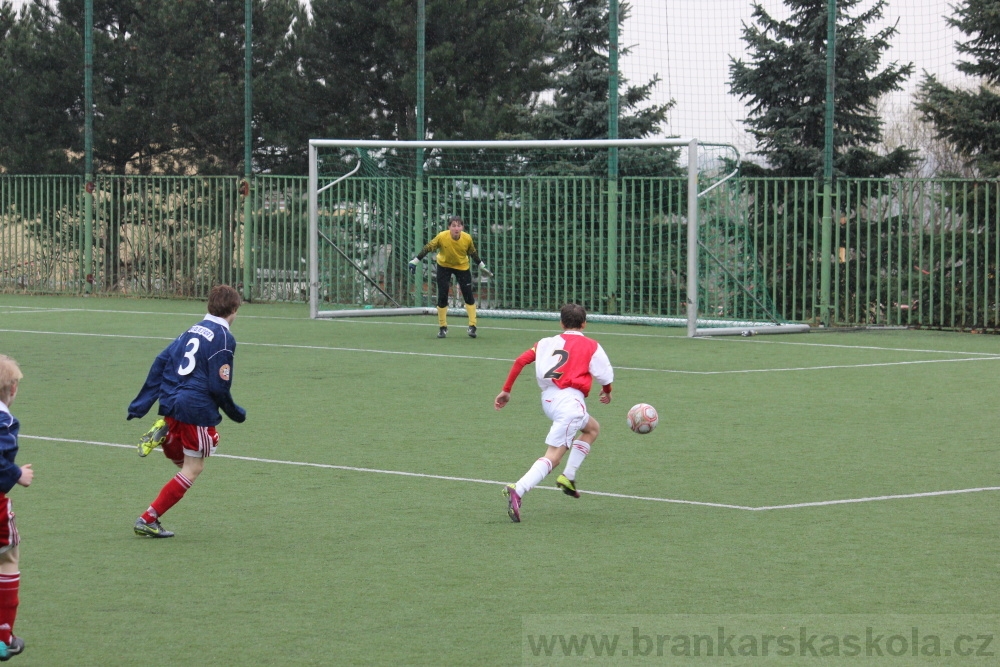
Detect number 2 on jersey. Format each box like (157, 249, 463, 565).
(543, 349, 569, 379)
(177, 337, 200, 376)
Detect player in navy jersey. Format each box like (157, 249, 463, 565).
(128, 285, 246, 538)
(0, 355, 32, 661)
(494, 303, 613, 522)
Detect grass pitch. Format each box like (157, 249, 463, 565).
(0, 294, 997, 665)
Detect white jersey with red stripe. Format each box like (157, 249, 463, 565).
(532, 330, 613, 397)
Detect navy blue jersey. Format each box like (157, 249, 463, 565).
(128, 314, 246, 427)
(0, 403, 22, 494)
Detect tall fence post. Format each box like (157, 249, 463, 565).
(820, 0, 837, 325)
(83, 0, 94, 293)
(242, 0, 253, 301)
(606, 0, 620, 314)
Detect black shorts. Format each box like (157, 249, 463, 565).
(436, 265, 475, 306)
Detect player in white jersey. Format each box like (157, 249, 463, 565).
(494, 303, 613, 522)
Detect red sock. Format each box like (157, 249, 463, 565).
(141, 473, 192, 523)
(0, 572, 20, 645)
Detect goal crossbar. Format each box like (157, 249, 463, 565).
(309, 138, 693, 150)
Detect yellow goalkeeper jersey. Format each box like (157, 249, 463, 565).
(420, 231, 480, 270)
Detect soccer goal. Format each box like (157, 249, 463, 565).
(307, 138, 809, 337)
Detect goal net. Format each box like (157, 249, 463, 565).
(307, 138, 808, 336)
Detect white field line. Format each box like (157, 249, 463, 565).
(722, 337, 1000, 357)
(752, 487, 1000, 511)
(5, 303, 1000, 352)
(0, 329, 512, 363)
(0, 306, 305, 321)
(21, 434, 999, 512)
(0, 308, 78, 315)
(0, 305, 667, 338)
(0, 328, 995, 374)
(619, 355, 1000, 375)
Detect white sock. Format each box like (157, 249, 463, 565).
(561, 440, 591, 481)
(515, 457, 553, 496)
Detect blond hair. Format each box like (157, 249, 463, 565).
(0, 355, 22, 404)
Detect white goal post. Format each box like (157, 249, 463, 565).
(307, 138, 809, 337)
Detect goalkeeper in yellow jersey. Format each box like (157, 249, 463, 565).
(408, 216, 493, 338)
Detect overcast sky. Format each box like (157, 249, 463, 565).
(625, 0, 965, 152)
(8, 0, 968, 153)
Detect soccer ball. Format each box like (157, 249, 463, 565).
(627, 403, 658, 434)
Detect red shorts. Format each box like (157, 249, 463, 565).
(0, 496, 19, 552)
(162, 417, 220, 466)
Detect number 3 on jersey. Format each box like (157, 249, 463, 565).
(543, 349, 569, 379)
(178, 337, 200, 376)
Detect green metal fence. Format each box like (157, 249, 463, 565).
(0, 176, 87, 293)
(745, 178, 1000, 329)
(312, 173, 692, 320)
(3, 174, 1000, 330)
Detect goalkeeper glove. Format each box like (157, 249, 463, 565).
(407, 257, 420, 274)
(478, 261, 494, 278)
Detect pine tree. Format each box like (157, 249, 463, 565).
(729, 0, 915, 178)
(0, 0, 305, 175)
(916, 0, 1000, 177)
(0, 2, 80, 173)
(529, 0, 677, 176)
(300, 0, 559, 144)
(914, 1, 1000, 325)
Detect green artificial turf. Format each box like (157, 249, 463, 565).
(0, 294, 996, 665)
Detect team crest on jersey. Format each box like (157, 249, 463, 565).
(219, 364, 231, 381)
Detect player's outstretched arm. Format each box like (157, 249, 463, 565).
(496, 349, 534, 410)
(127, 348, 170, 419)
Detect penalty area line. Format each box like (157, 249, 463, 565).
(752, 486, 1000, 511)
(21, 435, 506, 484)
(20, 435, 999, 511)
(24, 434, 743, 509)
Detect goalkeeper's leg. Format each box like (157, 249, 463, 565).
(436, 269, 452, 335)
(457, 270, 478, 335)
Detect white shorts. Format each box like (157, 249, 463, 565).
(541, 388, 590, 448)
